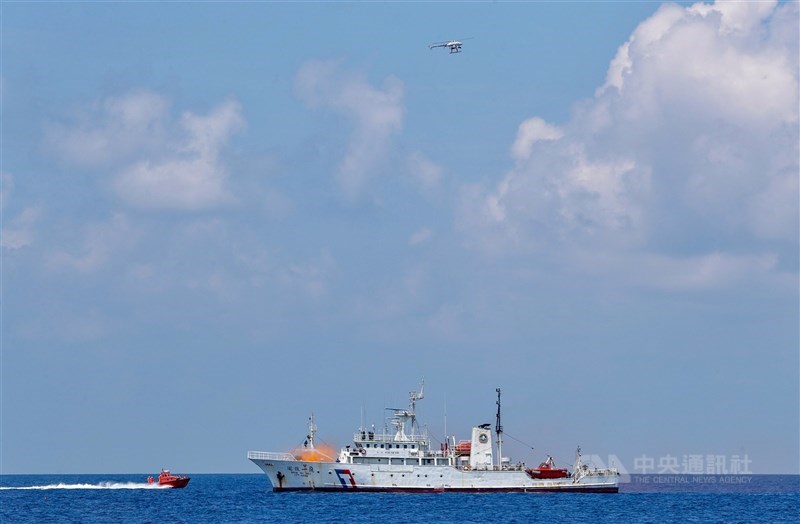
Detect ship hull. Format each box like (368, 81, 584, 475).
(271, 485, 618, 493)
(248, 456, 619, 493)
(161, 478, 190, 488)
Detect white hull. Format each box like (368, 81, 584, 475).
(248, 454, 619, 493)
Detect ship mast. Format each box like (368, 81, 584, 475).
(408, 379, 424, 435)
(495, 388, 503, 469)
(388, 380, 425, 441)
(306, 413, 317, 449)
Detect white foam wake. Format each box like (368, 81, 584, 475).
(0, 482, 170, 490)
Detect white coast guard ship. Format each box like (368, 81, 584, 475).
(248, 383, 619, 493)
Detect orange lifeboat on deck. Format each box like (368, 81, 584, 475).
(148, 469, 191, 488)
(454, 440, 472, 456)
(526, 456, 569, 479)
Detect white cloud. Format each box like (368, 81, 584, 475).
(295, 60, 404, 200)
(1, 206, 41, 250)
(44, 90, 170, 170)
(600, 1, 797, 127)
(44, 91, 245, 210)
(460, 0, 798, 290)
(48, 214, 140, 273)
(641, 252, 780, 291)
(464, 140, 651, 253)
(1, 172, 42, 250)
(115, 99, 244, 210)
(407, 152, 443, 193)
(409, 227, 433, 247)
(511, 117, 564, 162)
(572, 249, 788, 291)
(689, 0, 778, 35)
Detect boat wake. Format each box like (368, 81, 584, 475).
(0, 482, 170, 490)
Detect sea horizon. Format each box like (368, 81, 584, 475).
(2, 473, 797, 522)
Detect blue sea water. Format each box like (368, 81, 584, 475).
(1, 474, 797, 523)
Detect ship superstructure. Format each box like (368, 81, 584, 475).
(248, 383, 619, 492)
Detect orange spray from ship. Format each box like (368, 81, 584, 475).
(293, 443, 336, 462)
(291, 413, 336, 462)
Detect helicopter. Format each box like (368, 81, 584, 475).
(429, 38, 472, 54)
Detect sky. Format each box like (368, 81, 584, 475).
(1, 1, 798, 475)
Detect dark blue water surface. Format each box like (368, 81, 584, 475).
(1, 474, 797, 523)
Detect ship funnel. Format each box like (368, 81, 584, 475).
(469, 426, 493, 470)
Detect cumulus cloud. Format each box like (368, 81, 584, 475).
(462, 141, 651, 253)
(295, 60, 404, 200)
(460, 0, 798, 290)
(44, 90, 170, 170)
(511, 117, 564, 162)
(115, 99, 244, 209)
(599, 1, 796, 128)
(44, 91, 245, 210)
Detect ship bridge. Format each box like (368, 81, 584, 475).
(337, 382, 460, 467)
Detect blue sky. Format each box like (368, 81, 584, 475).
(2, 1, 798, 475)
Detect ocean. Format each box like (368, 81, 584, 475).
(1, 474, 797, 523)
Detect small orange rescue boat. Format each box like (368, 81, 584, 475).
(147, 469, 191, 488)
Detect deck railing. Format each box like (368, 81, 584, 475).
(353, 432, 429, 443)
(247, 451, 297, 461)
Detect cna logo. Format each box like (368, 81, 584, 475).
(582, 454, 630, 482)
(334, 469, 357, 488)
(478, 433, 488, 444)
